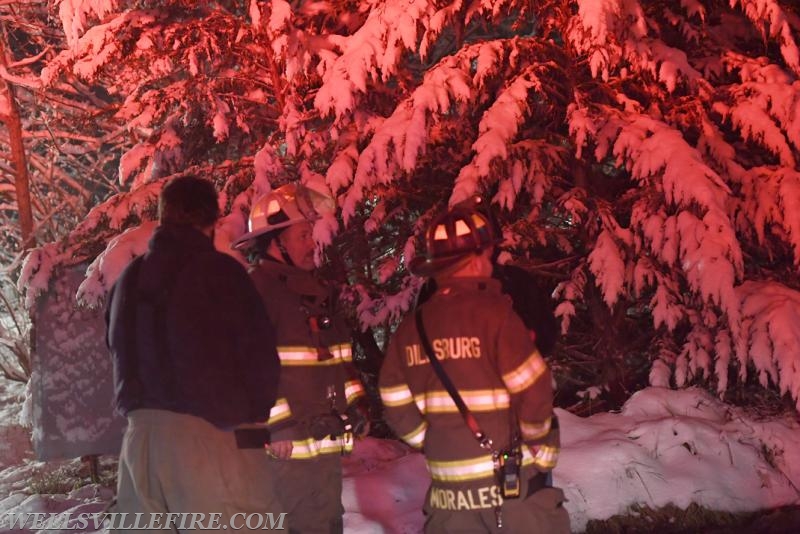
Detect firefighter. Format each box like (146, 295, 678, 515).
(233, 183, 369, 534)
(416, 198, 559, 356)
(379, 202, 571, 533)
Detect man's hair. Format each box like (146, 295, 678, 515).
(158, 176, 220, 228)
(249, 231, 280, 261)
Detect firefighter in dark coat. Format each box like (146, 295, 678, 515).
(417, 199, 559, 357)
(379, 202, 570, 533)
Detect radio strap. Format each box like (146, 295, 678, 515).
(416, 307, 514, 527)
(414, 308, 494, 452)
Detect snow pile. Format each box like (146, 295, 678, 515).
(2, 385, 800, 533)
(557, 387, 800, 531)
(0, 380, 31, 470)
(0, 486, 113, 533)
(342, 438, 428, 533)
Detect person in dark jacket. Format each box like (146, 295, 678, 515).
(106, 176, 282, 530)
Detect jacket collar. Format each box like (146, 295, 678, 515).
(257, 257, 328, 297)
(434, 276, 501, 296)
(149, 224, 215, 255)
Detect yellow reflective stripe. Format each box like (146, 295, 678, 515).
(502, 351, 547, 393)
(332, 343, 353, 362)
(520, 417, 551, 441)
(428, 457, 494, 482)
(277, 346, 345, 367)
(428, 449, 535, 483)
(277, 347, 318, 363)
(380, 384, 415, 407)
(345, 380, 365, 403)
(288, 435, 355, 459)
(533, 445, 559, 470)
(400, 421, 427, 449)
(267, 397, 291, 425)
(415, 389, 510, 414)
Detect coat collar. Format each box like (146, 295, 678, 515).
(434, 276, 501, 296)
(256, 257, 328, 298)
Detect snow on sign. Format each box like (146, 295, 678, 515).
(31, 264, 124, 461)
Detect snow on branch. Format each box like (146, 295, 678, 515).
(568, 0, 723, 92)
(314, 0, 435, 121)
(732, 0, 800, 75)
(17, 180, 164, 307)
(588, 228, 629, 308)
(597, 109, 732, 213)
(451, 60, 563, 205)
(340, 45, 476, 220)
(253, 143, 287, 195)
(325, 136, 360, 195)
(77, 221, 156, 307)
(348, 276, 423, 328)
(118, 116, 185, 188)
(738, 167, 800, 266)
(697, 114, 747, 183)
(568, 0, 646, 81)
(491, 140, 567, 211)
(554, 264, 588, 336)
(712, 61, 800, 165)
(714, 100, 797, 168)
(574, 104, 745, 340)
(737, 281, 800, 409)
(343, 37, 564, 221)
(43, 10, 159, 85)
(58, 0, 119, 49)
(676, 321, 714, 386)
(624, 37, 705, 92)
(650, 274, 685, 333)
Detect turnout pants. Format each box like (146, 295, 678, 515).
(266, 455, 344, 534)
(114, 409, 284, 533)
(423, 469, 571, 533)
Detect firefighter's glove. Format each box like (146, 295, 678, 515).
(345, 403, 370, 438)
(308, 414, 347, 440)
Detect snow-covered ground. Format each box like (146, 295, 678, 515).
(2, 376, 800, 533)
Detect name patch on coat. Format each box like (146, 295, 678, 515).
(405, 338, 481, 367)
(428, 485, 503, 510)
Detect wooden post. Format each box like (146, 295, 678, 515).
(0, 28, 35, 250)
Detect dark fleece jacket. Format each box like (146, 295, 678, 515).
(106, 224, 280, 428)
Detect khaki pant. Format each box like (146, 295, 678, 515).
(113, 409, 284, 533)
(423, 472, 571, 533)
(266, 455, 343, 534)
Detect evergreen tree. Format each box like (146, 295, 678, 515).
(19, 0, 800, 408)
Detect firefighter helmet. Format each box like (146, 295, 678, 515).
(232, 183, 334, 250)
(409, 198, 498, 276)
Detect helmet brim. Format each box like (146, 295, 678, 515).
(408, 235, 502, 277)
(231, 219, 298, 250)
(408, 251, 472, 277)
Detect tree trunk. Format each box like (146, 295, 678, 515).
(0, 32, 35, 250)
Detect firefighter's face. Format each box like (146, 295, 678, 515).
(279, 221, 316, 271)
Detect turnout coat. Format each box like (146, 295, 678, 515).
(250, 259, 365, 459)
(379, 277, 560, 504)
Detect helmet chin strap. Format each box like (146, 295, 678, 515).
(276, 236, 296, 267)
